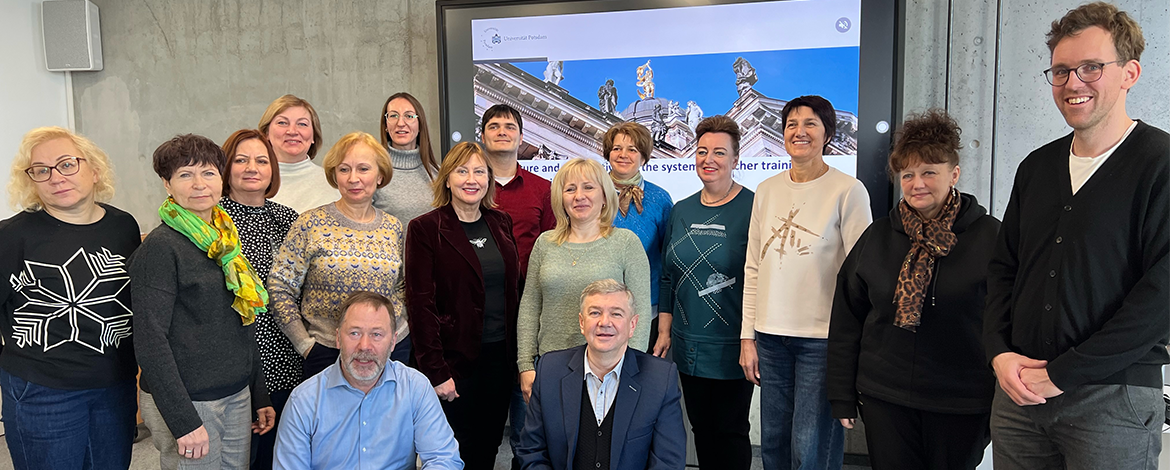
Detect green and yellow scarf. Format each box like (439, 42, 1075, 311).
(159, 197, 267, 325)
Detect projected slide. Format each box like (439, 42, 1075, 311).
(471, 0, 861, 201)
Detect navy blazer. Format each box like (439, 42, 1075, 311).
(517, 345, 686, 470)
(404, 204, 521, 386)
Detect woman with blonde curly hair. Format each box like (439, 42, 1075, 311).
(0, 127, 142, 469)
(515, 158, 651, 402)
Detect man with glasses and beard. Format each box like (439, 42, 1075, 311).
(273, 291, 463, 469)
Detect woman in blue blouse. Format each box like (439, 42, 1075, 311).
(658, 115, 755, 470)
(603, 122, 673, 350)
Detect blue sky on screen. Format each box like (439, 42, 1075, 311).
(512, 47, 859, 117)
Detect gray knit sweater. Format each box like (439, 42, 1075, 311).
(130, 224, 271, 439)
(373, 147, 435, 225)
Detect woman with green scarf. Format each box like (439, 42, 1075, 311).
(131, 134, 275, 469)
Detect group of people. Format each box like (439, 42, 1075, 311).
(0, 3, 1166, 470)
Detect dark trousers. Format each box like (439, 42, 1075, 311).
(442, 341, 513, 470)
(858, 393, 990, 470)
(301, 345, 340, 380)
(679, 372, 755, 470)
(249, 388, 292, 470)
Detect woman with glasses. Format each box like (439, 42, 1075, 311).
(373, 92, 438, 225)
(0, 127, 141, 469)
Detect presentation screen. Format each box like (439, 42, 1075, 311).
(439, 0, 896, 212)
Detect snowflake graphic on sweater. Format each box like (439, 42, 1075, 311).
(7, 247, 132, 353)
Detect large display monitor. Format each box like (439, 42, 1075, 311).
(438, 0, 898, 213)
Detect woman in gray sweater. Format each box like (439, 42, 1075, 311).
(372, 92, 438, 224)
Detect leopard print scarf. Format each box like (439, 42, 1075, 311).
(893, 188, 959, 331)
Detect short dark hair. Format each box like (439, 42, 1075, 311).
(888, 109, 962, 181)
(694, 115, 742, 157)
(480, 104, 524, 137)
(1046, 2, 1144, 62)
(338, 291, 396, 333)
(153, 134, 226, 180)
(220, 129, 281, 199)
(781, 95, 838, 154)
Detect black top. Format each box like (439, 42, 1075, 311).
(462, 217, 507, 343)
(220, 197, 303, 392)
(0, 205, 140, 389)
(574, 380, 616, 470)
(130, 224, 271, 439)
(828, 193, 999, 417)
(984, 121, 1170, 390)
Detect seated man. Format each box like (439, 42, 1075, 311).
(273, 291, 463, 470)
(517, 279, 686, 470)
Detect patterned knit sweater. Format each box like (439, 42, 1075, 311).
(268, 203, 407, 355)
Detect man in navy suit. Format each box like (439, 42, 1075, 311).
(517, 279, 686, 470)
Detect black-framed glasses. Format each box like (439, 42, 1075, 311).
(1043, 60, 1125, 86)
(385, 112, 419, 122)
(25, 156, 86, 182)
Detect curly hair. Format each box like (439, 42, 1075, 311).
(888, 109, 962, 181)
(1046, 2, 1144, 62)
(8, 127, 117, 212)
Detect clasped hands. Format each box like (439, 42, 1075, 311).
(991, 352, 1064, 406)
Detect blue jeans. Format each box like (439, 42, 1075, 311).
(756, 333, 844, 470)
(0, 368, 136, 470)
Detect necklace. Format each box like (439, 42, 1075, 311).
(701, 182, 735, 205)
(567, 240, 598, 266)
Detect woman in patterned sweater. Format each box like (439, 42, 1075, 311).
(268, 132, 409, 380)
(217, 129, 301, 470)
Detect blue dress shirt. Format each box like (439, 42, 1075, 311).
(273, 359, 463, 470)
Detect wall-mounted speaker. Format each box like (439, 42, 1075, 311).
(42, 0, 103, 72)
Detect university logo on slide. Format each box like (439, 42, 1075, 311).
(481, 27, 501, 50)
(8, 247, 132, 353)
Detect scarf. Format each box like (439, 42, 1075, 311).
(158, 197, 268, 326)
(612, 172, 644, 217)
(893, 188, 960, 331)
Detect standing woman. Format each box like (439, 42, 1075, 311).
(603, 122, 674, 351)
(268, 132, 409, 380)
(405, 142, 521, 468)
(0, 127, 140, 469)
(258, 94, 336, 213)
(741, 95, 872, 470)
(828, 110, 996, 470)
(373, 92, 438, 224)
(516, 158, 651, 402)
(218, 129, 302, 470)
(657, 116, 756, 469)
(132, 134, 275, 469)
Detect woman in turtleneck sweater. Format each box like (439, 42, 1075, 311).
(258, 94, 337, 213)
(373, 92, 438, 224)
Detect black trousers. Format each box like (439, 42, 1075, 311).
(678, 372, 755, 470)
(301, 345, 340, 380)
(859, 393, 991, 470)
(442, 341, 513, 470)
(250, 388, 291, 470)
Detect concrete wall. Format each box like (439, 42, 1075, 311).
(70, 0, 440, 229)
(1, 0, 71, 219)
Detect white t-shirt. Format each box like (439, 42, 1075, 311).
(270, 159, 340, 213)
(742, 167, 873, 339)
(1069, 120, 1137, 195)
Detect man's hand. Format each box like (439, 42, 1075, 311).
(1020, 367, 1064, 400)
(252, 407, 276, 435)
(176, 425, 210, 459)
(739, 339, 760, 385)
(991, 352, 1049, 406)
(434, 378, 460, 402)
(520, 370, 536, 403)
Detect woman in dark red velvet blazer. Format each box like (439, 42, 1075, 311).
(405, 142, 521, 468)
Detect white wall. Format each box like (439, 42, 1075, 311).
(0, 0, 71, 218)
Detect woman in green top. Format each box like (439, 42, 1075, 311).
(657, 115, 756, 470)
(515, 158, 651, 403)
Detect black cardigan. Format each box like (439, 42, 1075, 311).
(828, 193, 1000, 418)
(984, 121, 1169, 390)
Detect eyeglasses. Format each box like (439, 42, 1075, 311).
(25, 156, 87, 182)
(385, 112, 419, 122)
(1043, 60, 1124, 86)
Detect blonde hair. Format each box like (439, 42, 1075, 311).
(258, 94, 324, 159)
(322, 132, 392, 190)
(549, 158, 618, 245)
(8, 127, 116, 212)
(432, 142, 495, 209)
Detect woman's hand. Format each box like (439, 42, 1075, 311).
(652, 313, 672, 358)
(252, 407, 276, 435)
(302, 343, 315, 359)
(739, 339, 760, 385)
(520, 370, 536, 403)
(176, 425, 210, 459)
(839, 418, 855, 429)
(434, 378, 460, 402)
